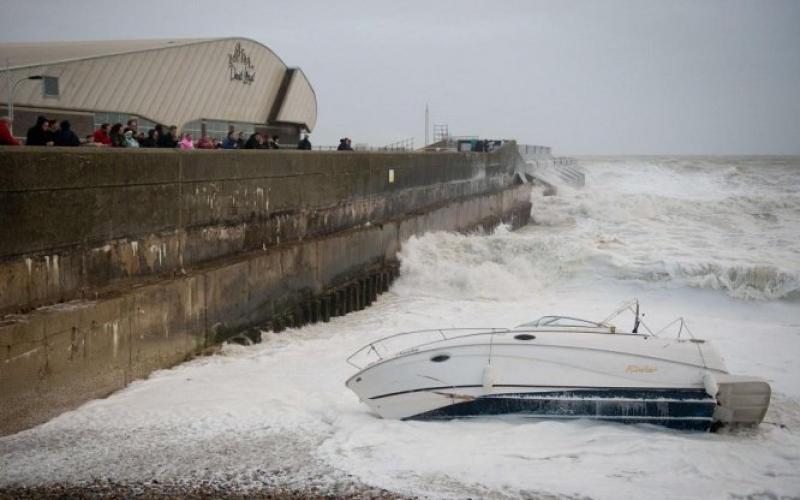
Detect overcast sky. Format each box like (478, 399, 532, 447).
(2, 0, 798, 154)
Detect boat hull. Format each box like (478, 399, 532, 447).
(405, 388, 716, 431)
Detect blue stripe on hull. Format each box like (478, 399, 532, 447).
(405, 388, 716, 431)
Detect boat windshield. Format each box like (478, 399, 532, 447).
(517, 316, 604, 328)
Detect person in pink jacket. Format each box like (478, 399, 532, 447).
(178, 133, 194, 149)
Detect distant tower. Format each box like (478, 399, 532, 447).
(433, 123, 449, 143)
(425, 104, 429, 147)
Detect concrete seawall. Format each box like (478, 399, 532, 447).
(0, 144, 532, 435)
(0, 146, 520, 315)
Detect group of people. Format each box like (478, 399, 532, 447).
(88, 119, 173, 148)
(0, 115, 317, 151)
(337, 137, 353, 150)
(0, 116, 84, 147)
(90, 120, 311, 151)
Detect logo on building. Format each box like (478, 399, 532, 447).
(228, 42, 255, 85)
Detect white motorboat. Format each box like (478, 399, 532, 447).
(345, 301, 771, 431)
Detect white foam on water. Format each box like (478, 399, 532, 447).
(1, 157, 799, 499)
(530, 157, 800, 300)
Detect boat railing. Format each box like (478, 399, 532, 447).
(346, 327, 509, 369)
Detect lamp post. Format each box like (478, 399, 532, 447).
(7, 75, 43, 134)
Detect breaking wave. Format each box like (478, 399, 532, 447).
(530, 157, 800, 301)
(674, 263, 800, 301)
(395, 225, 592, 301)
(623, 261, 800, 301)
(397, 157, 800, 302)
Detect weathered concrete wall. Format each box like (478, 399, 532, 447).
(0, 144, 531, 436)
(0, 146, 519, 315)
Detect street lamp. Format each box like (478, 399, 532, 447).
(7, 75, 43, 134)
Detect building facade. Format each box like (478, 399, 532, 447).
(0, 37, 317, 142)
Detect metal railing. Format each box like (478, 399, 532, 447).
(517, 143, 585, 188)
(346, 327, 510, 369)
(379, 137, 414, 150)
(517, 144, 552, 157)
(422, 136, 498, 152)
(313, 144, 417, 152)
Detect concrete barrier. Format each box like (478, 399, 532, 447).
(0, 146, 520, 315)
(0, 143, 532, 435)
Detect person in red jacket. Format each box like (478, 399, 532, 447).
(92, 123, 112, 146)
(0, 116, 21, 146)
(195, 132, 215, 149)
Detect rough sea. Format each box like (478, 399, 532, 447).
(1, 157, 799, 499)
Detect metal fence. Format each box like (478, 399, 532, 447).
(517, 144, 552, 157)
(517, 144, 585, 188)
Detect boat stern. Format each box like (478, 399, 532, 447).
(707, 374, 772, 428)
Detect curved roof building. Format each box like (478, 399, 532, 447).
(0, 37, 317, 139)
